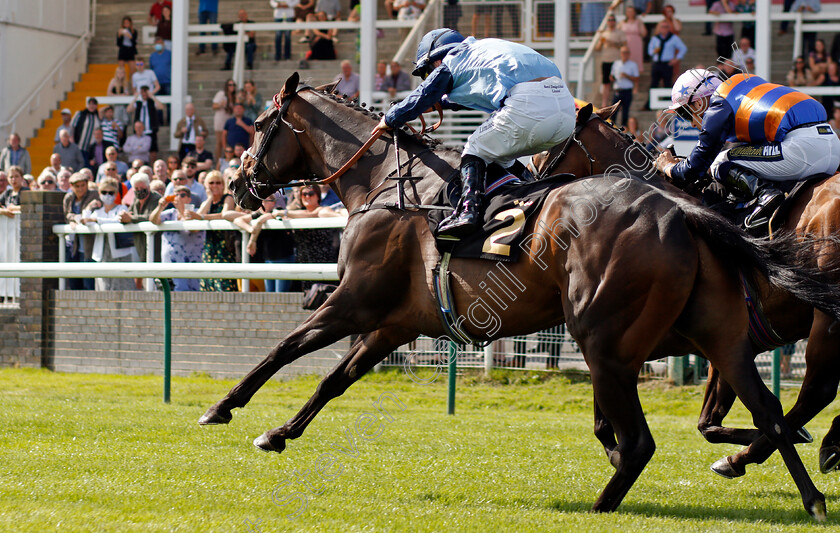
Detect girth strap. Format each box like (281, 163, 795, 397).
(432, 252, 490, 347)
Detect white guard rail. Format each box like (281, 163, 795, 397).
(53, 217, 347, 292)
(0, 214, 21, 302)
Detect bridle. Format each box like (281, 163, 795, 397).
(242, 85, 443, 201)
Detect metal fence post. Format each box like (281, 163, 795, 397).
(157, 278, 172, 404)
(772, 348, 781, 398)
(447, 341, 456, 415)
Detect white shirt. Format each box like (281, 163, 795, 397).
(611, 59, 639, 90)
(84, 204, 139, 261)
(132, 69, 159, 93)
(270, 0, 298, 19)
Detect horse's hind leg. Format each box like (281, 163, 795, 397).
(254, 326, 418, 453)
(696, 366, 756, 445)
(593, 400, 619, 468)
(199, 291, 361, 425)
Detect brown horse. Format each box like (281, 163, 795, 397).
(199, 73, 840, 518)
(532, 106, 840, 478)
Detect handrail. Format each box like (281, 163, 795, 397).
(0, 31, 89, 131)
(52, 217, 348, 235)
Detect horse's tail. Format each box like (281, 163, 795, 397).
(679, 202, 840, 321)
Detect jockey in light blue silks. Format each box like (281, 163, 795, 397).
(373, 29, 576, 238)
(656, 68, 840, 227)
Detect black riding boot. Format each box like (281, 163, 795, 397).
(722, 167, 785, 227)
(437, 156, 486, 239)
(506, 160, 536, 183)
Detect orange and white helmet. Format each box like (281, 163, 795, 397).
(668, 69, 723, 111)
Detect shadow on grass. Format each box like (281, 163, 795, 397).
(546, 498, 840, 526)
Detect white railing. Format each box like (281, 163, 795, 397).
(0, 214, 21, 303)
(53, 217, 348, 292)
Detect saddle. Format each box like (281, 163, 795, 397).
(698, 173, 832, 237)
(428, 168, 576, 262)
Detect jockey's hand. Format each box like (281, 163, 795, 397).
(372, 117, 392, 135)
(655, 150, 678, 178)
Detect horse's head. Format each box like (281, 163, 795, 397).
(231, 72, 309, 210)
(531, 102, 653, 179)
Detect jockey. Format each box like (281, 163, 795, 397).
(656, 68, 840, 227)
(373, 28, 576, 239)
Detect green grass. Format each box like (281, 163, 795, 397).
(2, 367, 840, 532)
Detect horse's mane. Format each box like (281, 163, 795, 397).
(299, 83, 460, 156)
(595, 114, 655, 166)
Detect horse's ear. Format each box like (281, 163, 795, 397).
(596, 102, 620, 121)
(315, 80, 340, 94)
(577, 103, 593, 125)
(280, 72, 301, 101)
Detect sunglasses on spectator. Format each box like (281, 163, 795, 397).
(176, 193, 190, 198)
(41, 180, 55, 185)
(184, 163, 197, 168)
(206, 181, 224, 185)
(100, 190, 117, 194)
(227, 83, 236, 87)
(301, 191, 318, 197)
(173, 177, 187, 181)
(106, 167, 117, 171)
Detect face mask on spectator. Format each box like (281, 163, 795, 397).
(135, 188, 149, 200)
(154, 44, 163, 52)
(100, 193, 116, 206)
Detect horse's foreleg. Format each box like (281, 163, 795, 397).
(593, 400, 619, 468)
(696, 365, 759, 445)
(199, 296, 361, 426)
(253, 326, 418, 453)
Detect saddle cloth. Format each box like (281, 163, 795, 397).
(429, 173, 575, 262)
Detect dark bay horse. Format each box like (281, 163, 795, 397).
(532, 106, 840, 478)
(199, 73, 840, 518)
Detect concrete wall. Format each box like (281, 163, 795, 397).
(47, 291, 346, 379)
(0, 0, 89, 140)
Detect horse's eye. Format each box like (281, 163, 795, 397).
(254, 121, 263, 132)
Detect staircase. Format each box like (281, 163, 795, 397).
(28, 64, 117, 171)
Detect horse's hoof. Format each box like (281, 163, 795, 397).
(808, 498, 827, 522)
(198, 405, 232, 425)
(253, 432, 286, 454)
(819, 447, 840, 474)
(710, 456, 745, 479)
(797, 427, 814, 444)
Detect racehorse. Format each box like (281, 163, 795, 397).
(199, 73, 840, 518)
(532, 105, 840, 478)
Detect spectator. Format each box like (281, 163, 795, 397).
(0, 166, 28, 217)
(97, 161, 122, 188)
(131, 59, 160, 95)
(165, 165, 207, 205)
(212, 79, 236, 164)
(100, 105, 124, 147)
(55, 168, 71, 192)
(49, 153, 63, 175)
(620, 6, 646, 75)
(149, 37, 172, 95)
(708, 0, 735, 61)
(150, 186, 206, 292)
(383, 61, 411, 99)
(315, 0, 342, 20)
(148, 0, 172, 25)
(0, 172, 7, 195)
(626, 116, 640, 139)
(174, 102, 208, 159)
(295, 0, 316, 33)
(731, 36, 756, 70)
(284, 185, 341, 291)
(579, 1, 607, 36)
(610, 46, 639, 126)
(38, 169, 58, 192)
(116, 16, 138, 77)
(470, 3, 492, 37)
(219, 146, 235, 173)
(72, 98, 102, 165)
(195, 171, 237, 291)
(374, 61, 388, 91)
(224, 103, 255, 153)
(24, 174, 36, 191)
(236, 192, 296, 292)
(123, 121, 152, 163)
(393, 0, 424, 23)
(831, 107, 840, 137)
(240, 79, 265, 122)
(780, 0, 795, 36)
(152, 159, 170, 183)
(734, 0, 755, 44)
(54, 130, 85, 172)
(811, 38, 830, 77)
(189, 134, 215, 171)
(644, 20, 686, 109)
(87, 129, 112, 170)
(334, 60, 360, 99)
(662, 4, 683, 35)
(120, 171, 162, 266)
(63, 172, 99, 289)
(225, 10, 256, 70)
(128, 86, 161, 162)
(816, 60, 840, 116)
(197, 0, 219, 56)
(105, 67, 131, 126)
(595, 13, 625, 108)
(150, 179, 166, 197)
(81, 177, 139, 290)
(54, 108, 73, 143)
(167, 155, 181, 175)
(271, 0, 297, 62)
(96, 146, 129, 182)
(788, 56, 815, 86)
(0, 133, 31, 174)
(306, 12, 337, 61)
(790, 0, 820, 55)
(156, 5, 173, 50)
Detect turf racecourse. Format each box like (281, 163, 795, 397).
(3, 368, 840, 532)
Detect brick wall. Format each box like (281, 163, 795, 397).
(48, 290, 347, 379)
(0, 307, 20, 366)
